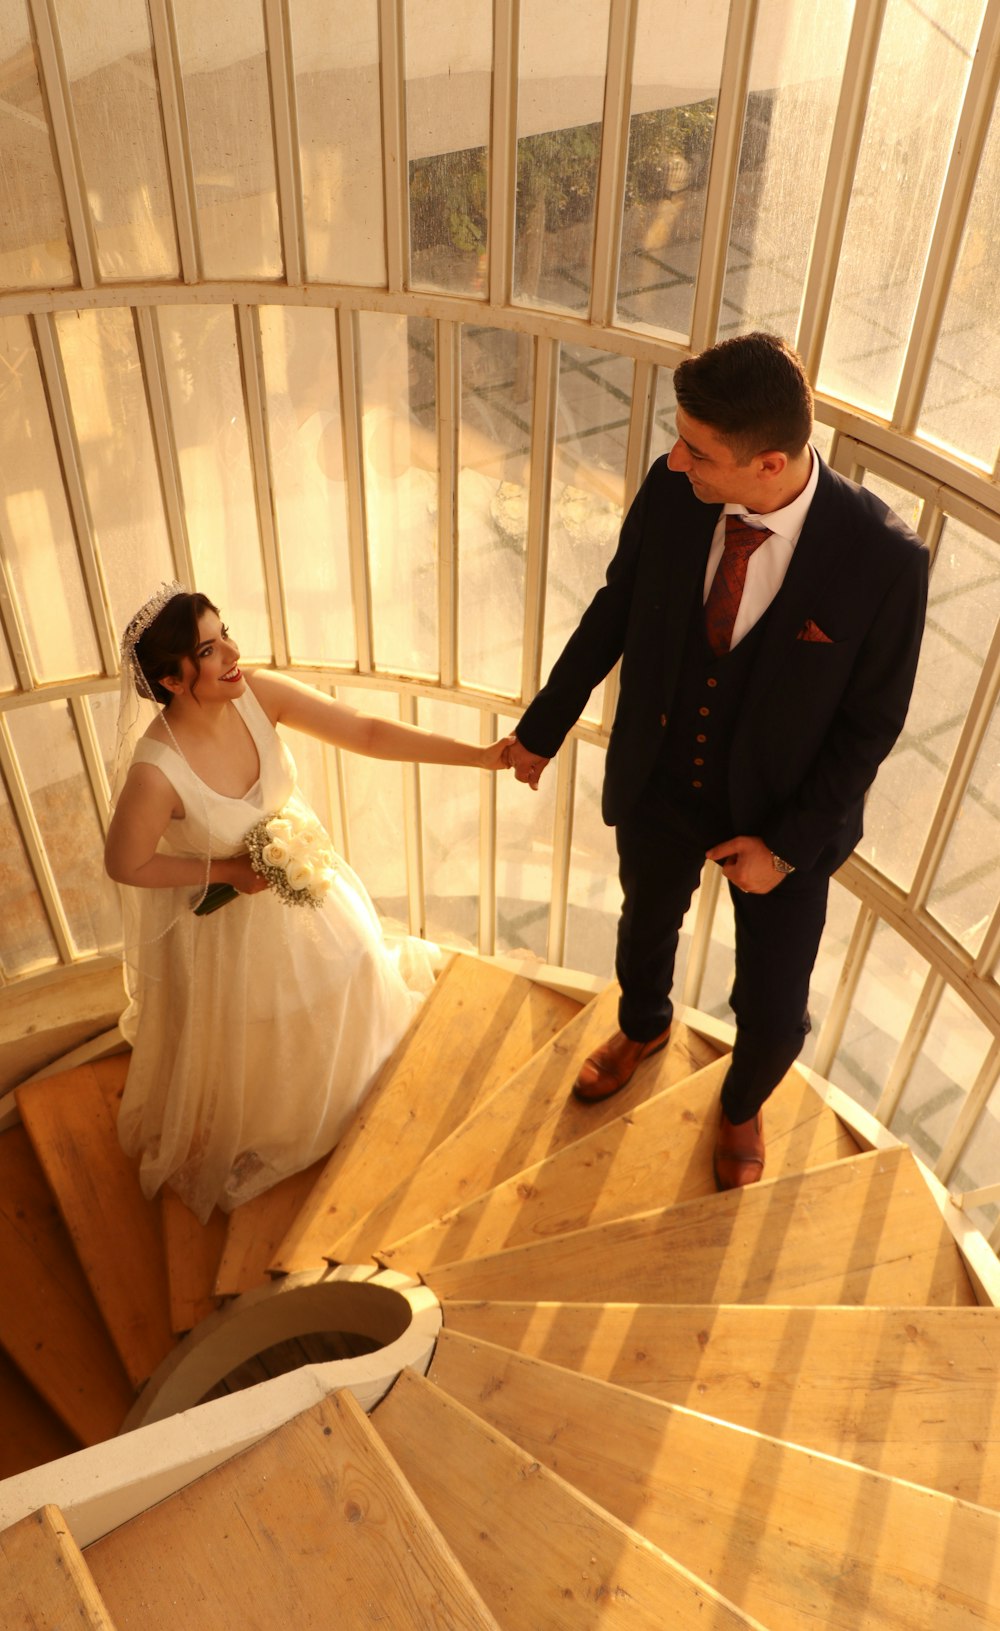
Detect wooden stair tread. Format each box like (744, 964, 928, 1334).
(270, 954, 583, 1275)
(85, 1389, 501, 1630)
(373, 1367, 763, 1630)
(0, 1350, 79, 1480)
(160, 1191, 227, 1333)
(425, 1145, 977, 1308)
(428, 1331, 1000, 1630)
(0, 1124, 134, 1445)
(328, 984, 721, 1265)
(442, 1300, 1000, 1509)
(2, 1505, 118, 1630)
(17, 1064, 175, 1388)
(214, 1160, 325, 1297)
(380, 1057, 858, 1272)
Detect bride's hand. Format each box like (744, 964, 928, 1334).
(481, 734, 518, 771)
(224, 854, 270, 894)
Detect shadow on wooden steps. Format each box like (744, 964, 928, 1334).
(440, 1299, 1000, 1508)
(426, 1330, 1000, 1631)
(3, 1505, 116, 1631)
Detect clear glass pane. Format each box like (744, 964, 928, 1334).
(157, 305, 271, 660)
(564, 738, 619, 978)
(260, 306, 356, 667)
(958, 1083, 1000, 1238)
(861, 512, 1000, 890)
(927, 690, 1000, 955)
(56, 308, 175, 636)
(831, 921, 929, 1114)
(889, 983, 993, 1167)
(0, 2, 72, 288)
(0, 624, 15, 692)
(58, 0, 177, 279)
(720, 0, 853, 340)
(359, 312, 438, 678)
(417, 696, 483, 950)
(172, 0, 281, 278)
(406, 0, 491, 298)
(513, 0, 610, 314)
(339, 686, 408, 932)
(616, 0, 727, 336)
(290, 0, 386, 286)
(0, 316, 99, 681)
(541, 344, 629, 724)
(6, 701, 117, 956)
(919, 91, 1000, 470)
(818, 0, 986, 417)
(0, 765, 59, 977)
(458, 326, 533, 696)
(648, 363, 677, 465)
(796, 878, 865, 1070)
(495, 710, 557, 961)
(280, 708, 341, 846)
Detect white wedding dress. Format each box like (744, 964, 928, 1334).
(117, 686, 435, 1223)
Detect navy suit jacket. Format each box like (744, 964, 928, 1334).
(518, 454, 928, 874)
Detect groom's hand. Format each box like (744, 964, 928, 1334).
(506, 736, 551, 791)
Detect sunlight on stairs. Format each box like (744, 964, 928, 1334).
(2, 951, 998, 1628)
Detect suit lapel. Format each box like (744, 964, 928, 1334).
(742, 459, 843, 699)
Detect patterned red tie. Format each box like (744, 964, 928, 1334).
(704, 513, 771, 656)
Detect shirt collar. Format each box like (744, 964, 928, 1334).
(723, 446, 819, 547)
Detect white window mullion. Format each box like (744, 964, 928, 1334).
(133, 307, 197, 587)
(26, 0, 97, 289)
(590, 0, 638, 329)
(336, 309, 375, 674)
(934, 1035, 1000, 1185)
(0, 535, 34, 691)
(892, 3, 1000, 435)
(400, 694, 425, 937)
(437, 321, 460, 690)
(146, 0, 200, 281)
(235, 304, 290, 669)
(489, 0, 518, 309)
(601, 355, 655, 735)
(0, 717, 75, 963)
(69, 694, 111, 836)
(263, 0, 306, 287)
(810, 901, 878, 1082)
(520, 336, 558, 703)
(873, 967, 945, 1125)
(546, 734, 577, 968)
(687, 0, 759, 353)
(679, 863, 722, 1011)
(795, 0, 887, 380)
(378, 0, 408, 292)
(478, 707, 499, 956)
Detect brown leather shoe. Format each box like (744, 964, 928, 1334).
(713, 1109, 765, 1191)
(572, 1026, 671, 1103)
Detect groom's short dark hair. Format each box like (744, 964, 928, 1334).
(674, 332, 813, 462)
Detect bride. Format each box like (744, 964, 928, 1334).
(105, 584, 511, 1222)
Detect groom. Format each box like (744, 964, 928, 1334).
(507, 332, 927, 1189)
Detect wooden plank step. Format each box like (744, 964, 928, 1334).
(425, 1146, 977, 1308)
(0, 1350, 79, 1480)
(327, 983, 721, 1267)
(2, 1505, 118, 1630)
(214, 1159, 324, 1297)
(17, 1064, 176, 1388)
(0, 1124, 134, 1445)
(373, 1367, 764, 1630)
(380, 1057, 858, 1272)
(85, 1389, 501, 1630)
(160, 1191, 227, 1333)
(270, 953, 584, 1275)
(441, 1300, 1000, 1509)
(428, 1331, 1000, 1630)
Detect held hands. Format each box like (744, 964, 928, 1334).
(502, 735, 551, 791)
(224, 854, 270, 895)
(706, 834, 786, 895)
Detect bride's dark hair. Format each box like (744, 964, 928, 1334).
(134, 591, 219, 706)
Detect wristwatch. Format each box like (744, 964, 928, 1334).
(771, 852, 795, 875)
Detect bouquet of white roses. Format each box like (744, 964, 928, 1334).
(193, 806, 338, 915)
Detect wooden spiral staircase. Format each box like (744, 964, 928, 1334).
(2, 953, 998, 1628)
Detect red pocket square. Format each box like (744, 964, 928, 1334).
(797, 618, 833, 643)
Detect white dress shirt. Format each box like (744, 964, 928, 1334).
(702, 447, 820, 648)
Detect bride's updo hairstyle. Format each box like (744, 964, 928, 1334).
(134, 590, 219, 706)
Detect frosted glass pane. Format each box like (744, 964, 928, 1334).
(721, 0, 853, 340)
(172, 0, 280, 278)
(56, 308, 174, 636)
(927, 691, 1000, 956)
(513, 0, 610, 314)
(831, 922, 929, 1114)
(648, 365, 677, 465)
(260, 306, 356, 666)
(359, 312, 438, 677)
(495, 720, 557, 961)
(889, 984, 993, 1167)
(540, 345, 629, 724)
(0, 623, 15, 691)
(0, 316, 99, 681)
(564, 739, 619, 979)
(958, 1083, 1000, 1238)
(58, 0, 177, 279)
(458, 327, 533, 696)
(339, 687, 408, 928)
(920, 93, 1000, 470)
(157, 305, 271, 659)
(406, 0, 490, 298)
(0, 1, 72, 287)
(818, 0, 986, 417)
(417, 696, 483, 950)
(7, 701, 117, 956)
(290, 0, 385, 286)
(860, 513, 999, 892)
(616, 0, 726, 336)
(0, 769, 58, 977)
